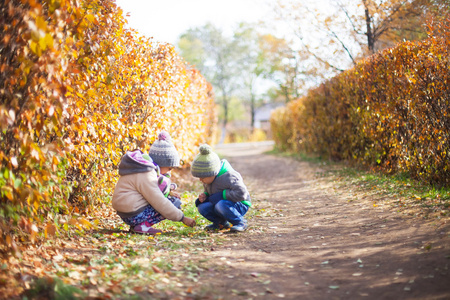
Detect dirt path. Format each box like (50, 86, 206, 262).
(197, 142, 450, 300)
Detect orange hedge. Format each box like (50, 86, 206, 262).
(271, 18, 449, 186)
(0, 0, 216, 253)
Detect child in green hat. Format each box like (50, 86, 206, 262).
(190, 144, 251, 232)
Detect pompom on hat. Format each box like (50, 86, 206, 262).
(149, 131, 180, 167)
(190, 144, 221, 178)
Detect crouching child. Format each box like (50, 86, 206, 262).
(112, 132, 196, 235)
(190, 144, 251, 232)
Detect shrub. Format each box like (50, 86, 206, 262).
(271, 17, 450, 186)
(0, 0, 216, 254)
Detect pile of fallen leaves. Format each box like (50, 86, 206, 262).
(3, 155, 447, 299)
(0, 169, 228, 299)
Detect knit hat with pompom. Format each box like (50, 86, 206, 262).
(190, 144, 221, 178)
(148, 131, 180, 167)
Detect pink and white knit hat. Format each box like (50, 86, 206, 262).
(148, 131, 180, 167)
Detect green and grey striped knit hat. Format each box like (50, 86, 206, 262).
(149, 131, 180, 167)
(190, 144, 221, 178)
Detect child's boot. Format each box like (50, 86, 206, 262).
(132, 221, 162, 235)
(230, 219, 248, 232)
(205, 221, 231, 231)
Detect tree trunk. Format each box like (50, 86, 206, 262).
(250, 93, 255, 131)
(363, 1, 375, 54)
(222, 93, 228, 127)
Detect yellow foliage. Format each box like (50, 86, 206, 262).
(271, 17, 450, 185)
(0, 0, 216, 252)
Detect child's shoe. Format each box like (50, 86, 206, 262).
(132, 221, 162, 235)
(205, 222, 231, 231)
(230, 220, 248, 232)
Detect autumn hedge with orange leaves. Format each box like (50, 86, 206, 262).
(0, 0, 216, 254)
(271, 18, 450, 186)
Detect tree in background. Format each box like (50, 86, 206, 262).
(178, 1, 449, 136)
(259, 34, 322, 103)
(233, 23, 285, 130)
(178, 22, 304, 133)
(178, 23, 241, 128)
(369, 0, 450, 50)
(272, 0, 448, 74)
(358, 0, 442, 53)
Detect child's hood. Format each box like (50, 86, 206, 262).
(118, 150, 156, 175)
(217, 159, 233, 177)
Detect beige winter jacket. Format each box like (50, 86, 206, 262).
(112, 169, 183, 222)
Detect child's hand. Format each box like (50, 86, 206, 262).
(182, 216, 196, 227)
(170, 191, 181, 198)
(198, 193, 207, 203)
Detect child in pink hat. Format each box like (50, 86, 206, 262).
(112, 131, 195, 234)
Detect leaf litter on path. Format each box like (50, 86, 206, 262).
(3, 143, 449, 299)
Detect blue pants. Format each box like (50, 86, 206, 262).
(197, 199, 249, 225)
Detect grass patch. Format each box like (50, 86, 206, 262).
(78, 194, 228, 298)
(3, 181, 232, 300)
(24, 277, 86, 300)
(265, 147, 325, 164)
(272, 149, 450, 217)
(329, 166, 449, 204)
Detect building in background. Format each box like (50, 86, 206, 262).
(254, 103, 284, 137)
